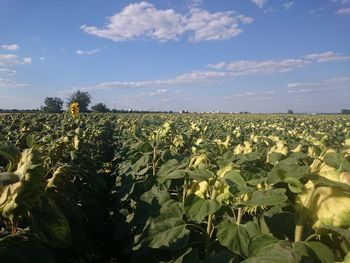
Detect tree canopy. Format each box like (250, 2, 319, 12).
(67, 90, 91, 112)
(91, 103, 110, 113)
(41, 97, 63, 113)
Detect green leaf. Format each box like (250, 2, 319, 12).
(187, 168, 215, 182)
(0, 172, 19, 186)
(248, 234, 278, 256)
(324, 152, 350, 173)
(293, 241, 334, 263)
(308, 174, 350, 193)
(157, 159, 187, 183)
(306, 241, 334, 263)
(0, 143, 21, 172)
(224, 170, 247, 187)
(242, 242, 294, 263)
(184, 194, 221, 223)
(145, 217, 189, 249)
(216, 222, 250, 257)
(242, 188, 288, 207)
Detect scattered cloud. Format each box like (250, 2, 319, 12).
(0, 78, 30, 89)
(331, 0, 350, 4)
(251, 0, 267, 8)
(39, 57, 46, 61)
(76, 47, 105, 55)
(335, 8, 350, 15)
(0, 68, 16, 76)
(208, 59, 311, 75)
(23, 57, 32, 64)
(283, 2, 294, 10)
(149, 88, 168, 96)
(1, 44, 20, 51)
(305, 51, 350, 63)
(0, 54, 32, 66)
(81, 2, 253, 42)
(287, 77, 350, 93)
(63, 51, 350, 93)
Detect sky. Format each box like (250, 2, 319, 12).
(0, 0, 350, 113)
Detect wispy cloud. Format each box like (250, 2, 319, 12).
(0, 78, 30, 89)
(64, 51, 350, 92)
(335, 8, 350, 15)
(208, 59, 311, 75)
(1, 44, 20, 51)
(0, 68, 16, 76)
(81, 2, 253, 42)
(283, 2, 294, 10)
(39, 57, 46, 61)
(251, 0, 267, 8)
(0, 54, 32, 66)
(76, 47, 105, 55)
(287, 77, 350, 93)
(331, 0, 350, 4)
(304, 51, 350, 62)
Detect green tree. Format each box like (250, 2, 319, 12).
(41, 97, 63, 113)
(91, 103, 110, 113)
(67, 90, 91, 112)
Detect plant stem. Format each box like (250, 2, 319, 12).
(152, 146, 157, 176)
(236, 208, 242, 225)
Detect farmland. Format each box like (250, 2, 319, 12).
(0, 113, 350, 263)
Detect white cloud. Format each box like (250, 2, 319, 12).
(39, 57, 46, 61)
(331, 0, 350, 4)
(64, 51, 350, 93)
(0, 78, 29, 89)
(1, 44, 20, 51)
(251, 0, 267, 8)
(283, 2, 294, 10)
(149, 88, 168, 96)
(0, 68, 16, 76)
(0, 54, 32, 66)
(81, 2, 253, 42)
(305, 51, 350, 62)
(335, 8, 350, 15)
(287, 77, 350, 93)
(23, 57, 32, 64)
(76, 47, 104, 55)
(208, 59, 311, 75)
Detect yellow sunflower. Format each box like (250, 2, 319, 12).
(69, 102, 80, 118)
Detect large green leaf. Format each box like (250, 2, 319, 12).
(242, 188, 288, 207)
(216, 222, 250, 257)
(242, 242, 294, 263)
(293, 241, 334, 263)
(323, 152, 350, 173)
(144, 217, 189, 249)
(184, 194, 221, 223)
(157, 159, 187, 183)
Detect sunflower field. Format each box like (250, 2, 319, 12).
(0, 113, 350, 263)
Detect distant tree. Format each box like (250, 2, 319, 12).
(41, 97, 63, 113)
(341, 109, 350, 114)
(67, 90, 91, 112)
(287, 110, 294, 114)
(91, 103, 110, 113)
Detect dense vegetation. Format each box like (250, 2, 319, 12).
(0, 113, 350, 262)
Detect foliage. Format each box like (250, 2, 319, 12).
(67, 90, 91, 112)
(0, 113, 350, 262)
(41, 97, 63, 113)
(91, 103, 110, 113)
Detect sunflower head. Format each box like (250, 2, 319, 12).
(69, 102, 80, 118)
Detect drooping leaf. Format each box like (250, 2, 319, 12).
(184, 194, 221, 223)
(216, 222, 250, 257)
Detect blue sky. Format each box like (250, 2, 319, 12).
(0, 0, 349, 112)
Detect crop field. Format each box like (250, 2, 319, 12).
(0, 113, 350, 263)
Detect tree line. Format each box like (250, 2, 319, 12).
(41, 90, 110, 113)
